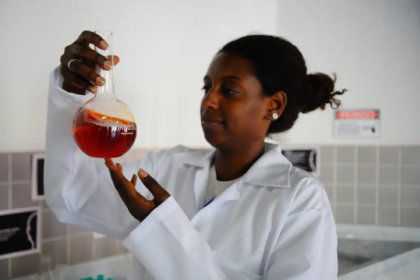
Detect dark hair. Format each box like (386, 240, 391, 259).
(219, 35, 347, 134)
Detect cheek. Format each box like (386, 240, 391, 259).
(224, 100, 266, 130)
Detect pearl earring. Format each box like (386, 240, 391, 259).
(272, 113, 279, 119)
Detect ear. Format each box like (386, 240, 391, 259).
(265, 91, 287, 120)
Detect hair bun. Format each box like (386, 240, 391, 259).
(301, 73, 347, 113)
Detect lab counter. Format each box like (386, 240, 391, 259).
(10, 224, 420, 280)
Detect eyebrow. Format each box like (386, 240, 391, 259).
(203, 75, 242, 82)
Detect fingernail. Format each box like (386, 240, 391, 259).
(100, 40, 109, 50)
(90, 85, 97, 93)
(96, 76, 106, 86)
(139, 169, 148, 178)
(104, 61, 112, 70)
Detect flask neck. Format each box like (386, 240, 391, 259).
(94, 30, 116, 99)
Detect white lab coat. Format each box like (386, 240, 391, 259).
(44, 67, 338, 280)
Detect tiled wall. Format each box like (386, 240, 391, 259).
(320, 146, 420, 227)
(0, 145, 419, 279)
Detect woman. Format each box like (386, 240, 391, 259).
(45, 31, 345, 280)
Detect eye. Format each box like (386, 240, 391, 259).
(202, 84, 211, 94)
(221, 85, 239, 96)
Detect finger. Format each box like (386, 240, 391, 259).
(69, 60, 105, 86)
(138, 169, 170, 204)
(107, 55, 120, 66)
(131, 174, 137, 186)
(116, 163, 123, 172)
(61, 67, 97, 93)
(68, 44, 110, 70)
(75, 30, 108, 50)
(104, 158, 118, 171)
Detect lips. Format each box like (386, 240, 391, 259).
(201, 114, 224, 129)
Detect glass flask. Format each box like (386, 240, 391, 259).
(73, 30, 137, 158)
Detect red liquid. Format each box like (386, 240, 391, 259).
(73, 108, 137, 158)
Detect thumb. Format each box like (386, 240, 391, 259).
(138, 169, 170, 204)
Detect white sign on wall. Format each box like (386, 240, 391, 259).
(0, 207, 41, 260)
(333, 109, 381, 138)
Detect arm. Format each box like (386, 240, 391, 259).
(265, 209, 338, 279)
(44, 68, 158, 239)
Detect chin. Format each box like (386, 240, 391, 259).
(203, 130, 226, 150)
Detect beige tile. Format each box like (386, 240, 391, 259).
(401, 146, 420, 165)
(379, 147, 399, 165)
(401, 208, 420, 227)
(68, 224, 89, 235)
(321, 146, 334, 164)
(12, 183, 39, 208)
(323, 185, 333, 202)
(0, 153, 9, 183)
(357, 206, 376, 225)
(335, 205, 354, 223)
(0, 185, 9, 210)
(42, 239, 67, 267)
(319, 164, 334, 184)
(378, 166, 399, 185)
(11, 153, 31, 181)
(337, 187, 355, 203)
(401, 186, 420, 207)
(358, 166, 376, 184)
(0, 259, 8, 279)
(401, 167, 420, 185)
(94, 237, 118, 259)
(357, 187, 376, 204)
(69, 235, 93, 265)
(357, 147, 377, 164)
(42, 210, 67, 239)
(378, 206, 398, 226)
(115, 241, 129, 254)
(378, 187, 398, 206)
(337, 165, 355, 184)
(337, 147, 355, 163)
(11, 253, 40, 278)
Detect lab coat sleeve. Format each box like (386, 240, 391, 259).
(265, 208, 338, 280)
(44, 67, 160, 240)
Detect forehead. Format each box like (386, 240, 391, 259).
(206, 52, 254, 79)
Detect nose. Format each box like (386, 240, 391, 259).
(201, 88, 219, 110)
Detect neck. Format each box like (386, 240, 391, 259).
(214, 141, 265, 181)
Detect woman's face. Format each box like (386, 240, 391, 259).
(201, 52, 278, 150)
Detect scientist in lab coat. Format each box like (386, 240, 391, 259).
(45, 31, 346, 280)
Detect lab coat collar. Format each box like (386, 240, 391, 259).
(174, 143, 292, 189)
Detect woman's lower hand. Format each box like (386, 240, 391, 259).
(104, 158, 171, 222)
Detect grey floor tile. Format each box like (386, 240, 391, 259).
(378, 187, 398, 206)
(378, 166, 399, 185)
(337, 165, 355, 184)
(358, 166, 377, 184)
(0, 185, 9, 210)
(42, 239, 68, 267)
(401, 208, 420, 227)
(0, 259, 8, 279)
(401, 167, 420, 185)
(319, 164, 334, 184)
(320, 146, 334, 164)
(10, 253, 40, 278)
(379, 147, 399, 165)
(401, 146, 420, 165)
(401, 186, 420, 207)
(12, 183, 39, 208)
(357, 147, 377, 164)
(69, 235, 93, 265)
(357, 187, 376, 204)
(11, 153, 31, 181)
(335, 205, 355, 223)
(378, 206, 398, 226)
(357, 206, 376, 225)
(42, 210, 67, 239)
(0, 154, 9, 183)
(337, 147, 356, 164)
(337, 187, 355, 203)
(94, 237, 118, 259)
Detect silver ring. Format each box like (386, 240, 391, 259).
(67, 59, 80, 72)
